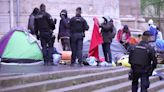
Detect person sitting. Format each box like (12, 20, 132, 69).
(117, 25, 131, 49)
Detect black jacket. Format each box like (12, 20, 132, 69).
(100, 22, 116, 43)
(35, 11, 55, 36)
(129, 41, 157, 69)
(58, 17, 70, 40)
(70, 15, 89, 34)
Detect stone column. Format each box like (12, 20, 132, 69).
(0, 0, 10, 36)
(119, 0, 140, 16)
(10, 0, 14, 29)
(119, 0, 146, 31)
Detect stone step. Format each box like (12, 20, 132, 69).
(0, 67, 129, 92)
(157, 88, 164, 92)
(94, 81, 131, 92)
(134, 80, 164, 92)
(49, 68, 164, 92)
(0, 66, 122, 89)
(48, 74, 129, 92)
(1, 67, 163, 92)
(92, 76, 159, 92)
(148, 80, 164, 92)
(155, 67, 164, 72)
(0, 73, 23, 78)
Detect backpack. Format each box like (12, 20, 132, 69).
(73, 17, 85, 32)
(129, 44, 151, 66)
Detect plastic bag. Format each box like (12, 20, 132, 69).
(86, 56, 98, 66)
(53, 54, 62, 64)
(99, 61, 112, 67)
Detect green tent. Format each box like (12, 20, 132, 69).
(0, 29, 43, 63)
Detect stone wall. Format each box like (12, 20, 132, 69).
(0, 0, 120, 40)
(119, 0, 147, 31)
(144, 17, 164, 37)
(0, 0, 10, 37)
(119, 0, 140, 17)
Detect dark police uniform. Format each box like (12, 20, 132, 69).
(69, 15, 89, 65)
(100, 20, 116, 63)
(129, 41, 157, 92)
(35, 11, 55, 65)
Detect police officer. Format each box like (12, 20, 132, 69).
(35, 4, 56, 66)
(69, 7, 89, 66)
(129, 31, 157, 92)
(100, 17, 116, 63)
(58, 9, 71, 51)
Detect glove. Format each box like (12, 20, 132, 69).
(128, 69, 133, 80)
(51, 35, 56, 43)
(52, 35, 56, 40)
(54, 18, 57, 24)
(57, 36, 60, 42)
(148, 67, 154, 76)
(36, 35, 40, 40)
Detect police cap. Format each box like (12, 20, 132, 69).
(76, 7, 81, 11)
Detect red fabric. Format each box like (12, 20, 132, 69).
(117, 29, 131, 42)
(89, 17, 103, 60)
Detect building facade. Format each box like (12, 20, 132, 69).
(0, 0, 143, 38)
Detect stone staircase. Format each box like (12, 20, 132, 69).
(0, 66, 164, 92)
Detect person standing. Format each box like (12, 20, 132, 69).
(147, 19, 158, 47)
(69, 7, 89, 66)
(28, 8, 39, 35)
(129, 31, 157, 92)
(148, 19, 158, 41)
(100, 17, 116, 63)
(35, 4, 56, 66)
(58, 9, 71, 51)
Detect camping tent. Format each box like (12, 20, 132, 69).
(83, 39, 127, 62)
(110, 39, 128, 62)
(0, 27, 43, 63)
